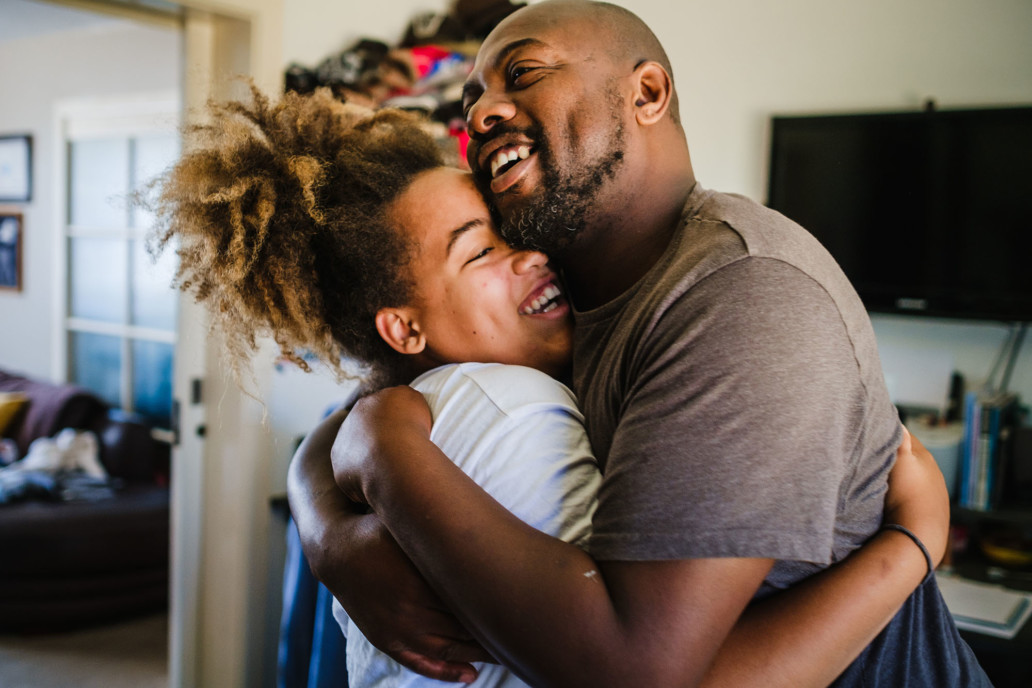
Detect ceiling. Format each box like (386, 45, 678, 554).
(0, 0, 122, 42)
(0, 0, 181, 44)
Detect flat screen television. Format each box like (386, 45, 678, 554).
(766, 106, 1032, 322)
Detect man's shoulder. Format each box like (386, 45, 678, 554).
(413, 363, 579, 420)
(690, 187, 823, 263)
(621, 189, 792, 322)
(656, 186, 857, 314)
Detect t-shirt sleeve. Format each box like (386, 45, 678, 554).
(483, 402, 599, 549)
(588, 257, 870, 564)
(423, 364, 601, 549)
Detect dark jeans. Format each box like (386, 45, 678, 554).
(278, 517, 349, 688)
(833, 574, 993, 686)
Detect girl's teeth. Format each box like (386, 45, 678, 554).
(521, 284, 563, 314)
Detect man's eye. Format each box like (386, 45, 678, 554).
(465, 247, 494, 265)
(509, 66, 537, 84)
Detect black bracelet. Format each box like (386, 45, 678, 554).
(882, 523, 935, 582)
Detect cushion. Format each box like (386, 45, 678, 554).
(0, 370, 107, 455)
(0, 392, 28, 436)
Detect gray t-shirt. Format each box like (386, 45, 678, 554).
(573, 184, 902, 596)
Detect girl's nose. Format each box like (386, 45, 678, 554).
(511, 250, 548, 274)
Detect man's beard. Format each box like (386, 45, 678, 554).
(487, 115, 626, 255)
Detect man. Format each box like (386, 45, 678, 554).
(289, 2, 988, 685)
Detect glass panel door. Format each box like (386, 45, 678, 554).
(63, 110, 180, 429)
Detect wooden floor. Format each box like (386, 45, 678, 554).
(0, 613, 167, 688)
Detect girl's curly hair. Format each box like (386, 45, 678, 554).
(150, 85, 445, 390)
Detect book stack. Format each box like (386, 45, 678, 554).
(960, 391, 1019, 510)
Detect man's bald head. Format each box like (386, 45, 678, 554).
(486, 0, 680, 121)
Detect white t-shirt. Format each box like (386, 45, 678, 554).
(333, 362, 600, 688)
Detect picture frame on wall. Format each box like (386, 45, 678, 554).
(0, 135, 32, 203)
(0, 211, 22, 292)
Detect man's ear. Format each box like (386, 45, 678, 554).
(375, 308, 427, 355)
(631, 60, 672, 126)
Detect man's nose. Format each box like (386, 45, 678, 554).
(467, 90, 516, 137)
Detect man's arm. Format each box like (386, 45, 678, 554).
(334, 386, 772, 687)
(333, 387, 944, 688)
(286, 405, 489, 683)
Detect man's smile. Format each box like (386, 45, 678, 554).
(489, 144, 533, 178)
(474, 134, 540, 195)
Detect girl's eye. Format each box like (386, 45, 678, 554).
(465, 247, 494, 265)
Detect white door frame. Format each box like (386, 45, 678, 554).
(173, 4, 283, 686)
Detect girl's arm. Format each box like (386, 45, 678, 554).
(703, 429, 948, 687)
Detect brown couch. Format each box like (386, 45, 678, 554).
(0, 368, 171, 633)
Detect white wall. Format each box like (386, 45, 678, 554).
(0, 20, 181, 381)
(282, 0, 433, 67)
(280, 0, 1032, 410)
(281, 0, 1031, 196)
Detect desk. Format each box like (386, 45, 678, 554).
(946, 504, 1032, 687)
(948, 560, 1032, 688)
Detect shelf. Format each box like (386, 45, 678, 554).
(953, 504, 1032, 528)
(949, 503, 1032, 596)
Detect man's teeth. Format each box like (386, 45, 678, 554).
(490, 145, 531, 179)
(521, 284, 562, 314)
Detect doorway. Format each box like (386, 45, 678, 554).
(1, 1, 284, 686)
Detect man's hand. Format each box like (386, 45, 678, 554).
(328, 513, 490, 682)
(287, 402, 490, 683)
(331, 385, 434, 508)
(883, 427, 951, 566)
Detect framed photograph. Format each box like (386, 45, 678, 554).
(0, 211, 22, 291)
(0, 135, 32, 202)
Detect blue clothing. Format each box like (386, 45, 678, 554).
(277, 517, 348, 688)
(833, 574, 992, 686)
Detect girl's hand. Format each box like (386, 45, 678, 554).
(883, 427, 951, 567)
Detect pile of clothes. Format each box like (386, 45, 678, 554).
(284, 0, 526, 166)
(0, 428, 118, 504)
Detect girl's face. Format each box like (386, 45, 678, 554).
(380, 167, 572, 378)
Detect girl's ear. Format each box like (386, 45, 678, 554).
(375, 308, 427, 355)
(631, 60, 672, 126)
